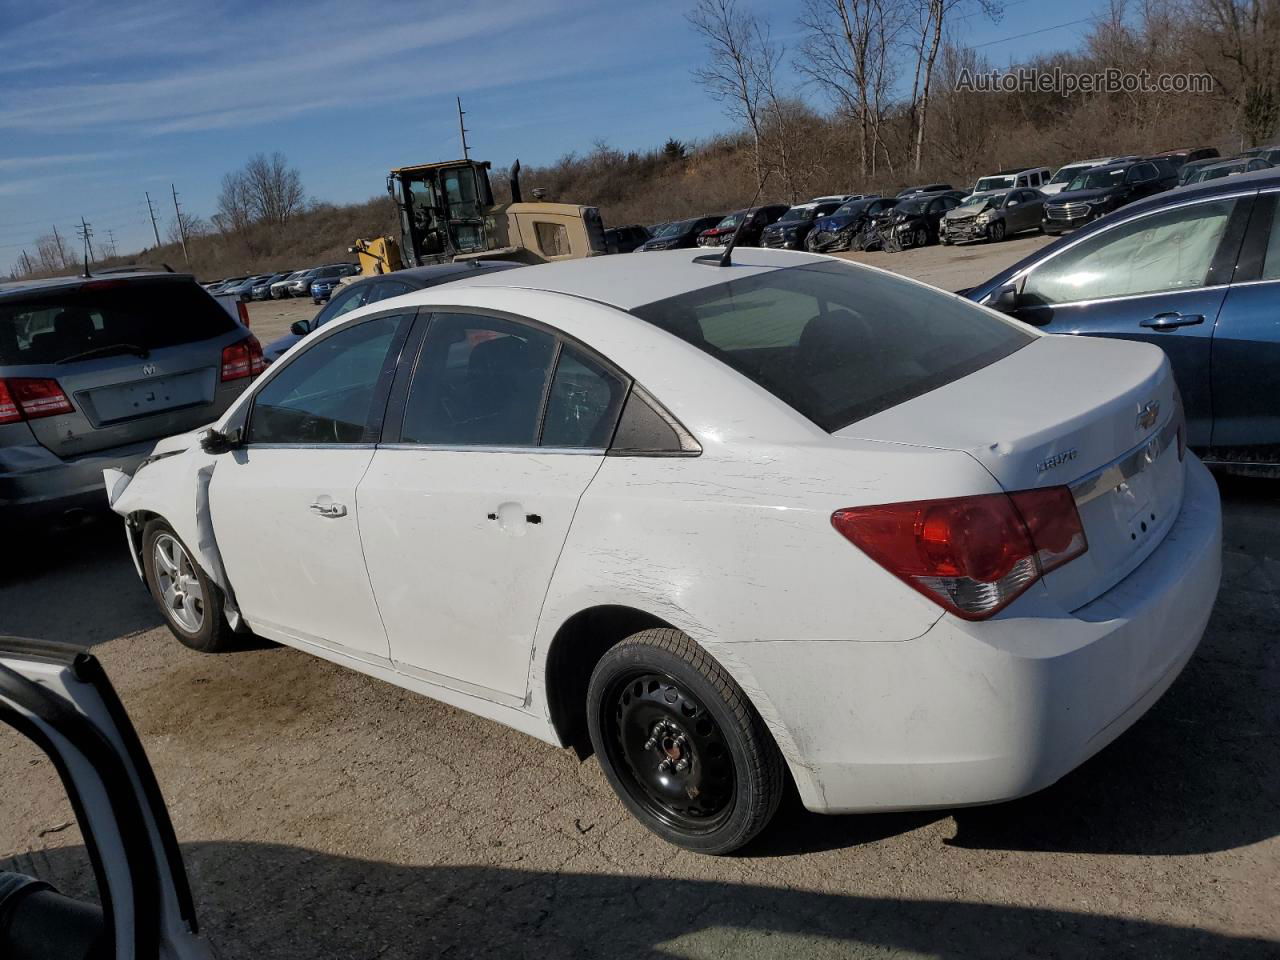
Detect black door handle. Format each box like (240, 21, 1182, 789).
(525, 514, 542, 524)
(1140, 312, 1204, 330)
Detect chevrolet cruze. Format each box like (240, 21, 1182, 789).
(105, 249, 1221, 854)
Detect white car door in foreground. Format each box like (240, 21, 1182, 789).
(106, 249, 1222, 855)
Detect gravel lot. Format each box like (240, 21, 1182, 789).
(3, 236, 1278, 959)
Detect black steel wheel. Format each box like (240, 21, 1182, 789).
(587, 629, 785, 854)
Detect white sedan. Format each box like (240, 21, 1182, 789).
(105, 249, 1222, 854)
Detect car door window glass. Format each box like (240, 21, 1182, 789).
(1260, 202, 1280, 280)
(314, 285, 374, 330)
(250, 314, 406, 444)
(541, 345, 627, 448)
(1022, 199, 1236, 305)
(401, 313, 557, 446)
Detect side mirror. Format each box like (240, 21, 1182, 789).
(200, 425, 243, 454)
(990, 284, 1020, 314)
(290, 319, 311, 337)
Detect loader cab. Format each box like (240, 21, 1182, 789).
(389, 159, 496, 266)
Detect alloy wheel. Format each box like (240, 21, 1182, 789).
(152, 534, 205, 634)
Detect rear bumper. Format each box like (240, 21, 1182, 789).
(0, 438, 157, 521)
(708, 455, 1222, 814)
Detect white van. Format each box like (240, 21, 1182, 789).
(971, 166, 1053, 194)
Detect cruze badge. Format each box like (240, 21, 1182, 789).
(1037, 449, 1078, 473)
(1137, 400, 1160, 431)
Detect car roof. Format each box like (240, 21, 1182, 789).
(0, 270, 189, 301)
(445, 247, 820, 310)
(348, 261, 523, 290)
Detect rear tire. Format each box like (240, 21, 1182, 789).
(586, 628, 785, 855)
(141, 519, 235, 653)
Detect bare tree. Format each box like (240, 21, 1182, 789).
(243, 152, 305, 225)
(214, 171, 253, 234)
(798, 0, 900, 178)
(688, 0, 770, 189)
(1190, 0, 1280, 145)
(34, 231, 70, 272)
(167, 210, 209, 245)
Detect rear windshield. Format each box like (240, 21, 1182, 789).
(0, 279, 237, 367)
(630, 261, 1032, 431)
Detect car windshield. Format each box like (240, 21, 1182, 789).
(975, 176, 1016, 192)
(896, 199, 925, 215)
(1199, 164, 1244, 181)
(1067, 169, 1125, 191)
(716, 212, 744, 229)
(630, 260, 1031, 431)
(777, 206, 817, 223)
(958, 192, 999, 210)
(832, 200, 871, 216)
(1050, 165, 1089, 184)
(0, 279, 238, 366)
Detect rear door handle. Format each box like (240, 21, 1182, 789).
(1140, 312, 1204, 330)
(309, 501, 347, 518)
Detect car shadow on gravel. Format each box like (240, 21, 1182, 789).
(12, 841, 1278, 959)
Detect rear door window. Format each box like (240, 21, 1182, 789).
(630, 261, 1031, 431)
(0, 279, 237, 366)
(400, 313, 558, 446)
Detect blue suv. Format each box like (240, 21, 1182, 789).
(967, 169, 1280, 470)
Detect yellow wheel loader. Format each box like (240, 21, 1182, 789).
(354, 159, 606, 272)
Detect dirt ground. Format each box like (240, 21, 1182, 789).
(3, 236, 1278, 959)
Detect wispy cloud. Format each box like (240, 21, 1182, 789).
(0, 0, 605, 135)
(0, 151, 129, 172)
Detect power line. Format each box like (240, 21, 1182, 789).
(971, 17, 1095, 49)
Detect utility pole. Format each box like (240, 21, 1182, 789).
(51, 224, 67, 268)
(145, 191, 162, 248)
(457, 96, 470, 160)
(20, 250, 33, 276)
(170, 183, 190, 265)
(77, 217, 95, 267)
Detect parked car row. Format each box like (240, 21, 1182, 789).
(203, 262, 360, 302)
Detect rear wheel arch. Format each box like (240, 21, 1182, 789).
(543, 605, 674, 756)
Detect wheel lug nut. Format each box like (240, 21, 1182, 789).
(644, 737, 658, 751)
(674, 759, 689, 772)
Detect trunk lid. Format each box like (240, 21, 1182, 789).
(841, 334, 1184, 611)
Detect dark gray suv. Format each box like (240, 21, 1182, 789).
(0, 271, 263, 524)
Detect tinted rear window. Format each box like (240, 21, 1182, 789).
(630, 261, 1032, 431)
(0, 279, 237, 367)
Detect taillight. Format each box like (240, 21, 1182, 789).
(832, 487, 1087, 621)
(221, 335, 264, 381)
(237, 301, 251, 328)
(0, 377, 75, 423)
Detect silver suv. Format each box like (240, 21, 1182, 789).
(0, 271, 262, 525)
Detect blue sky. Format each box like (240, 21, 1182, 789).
(0, 0, 1110, 268)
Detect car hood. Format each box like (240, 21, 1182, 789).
(1046, 187, 1117, 204)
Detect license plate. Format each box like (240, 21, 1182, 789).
(87, 370, 213, 425)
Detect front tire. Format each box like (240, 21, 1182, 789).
(142, 519, 235, 653)
(586, 628, 785, 854)
(989, 221, 1006, 242)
